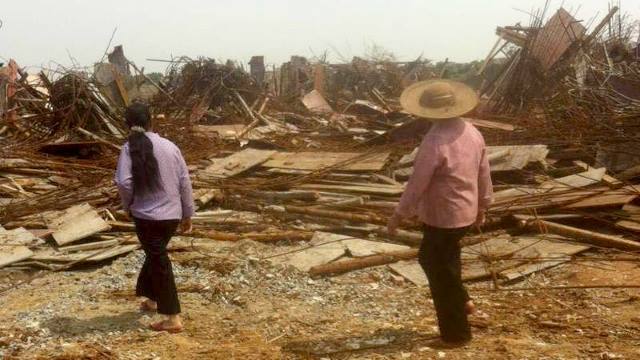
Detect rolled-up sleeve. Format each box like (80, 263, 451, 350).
(477, 147, 493, 211)
(176, 150, 195, 219)
(395, 140, 441, 218)
(115, 145, 134, 213)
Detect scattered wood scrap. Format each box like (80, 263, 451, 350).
(48, 204, 111, 246)
(263, 152, 390, 172)
(200, 148, 276, 179)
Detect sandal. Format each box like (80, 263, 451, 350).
(150, 320, 184, 334)
(140, 300, 157, 312)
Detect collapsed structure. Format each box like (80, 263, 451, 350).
(1, 5, 639, 300)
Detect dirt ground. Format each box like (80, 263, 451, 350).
(1, 237, 639, 360)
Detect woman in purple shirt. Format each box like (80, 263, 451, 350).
(115, 103, 194, 333)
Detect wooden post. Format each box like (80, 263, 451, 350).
(517, 216, 640, 251)
(313, 64, 327, 96)
(280, 205, 385, 225)
(309, 249, 419, 277)
(192, 229, 313, 243)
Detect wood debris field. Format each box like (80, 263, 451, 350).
(1, 4, 640, 359)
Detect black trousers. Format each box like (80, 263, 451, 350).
(419, 225, 471, 343)
(133, 217, 181, 315)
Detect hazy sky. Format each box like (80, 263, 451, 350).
(1, 0, 638, 73)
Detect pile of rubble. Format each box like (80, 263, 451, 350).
(1, 4, 640, 300)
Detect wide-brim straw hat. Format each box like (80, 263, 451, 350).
(400, 79, 479, 119)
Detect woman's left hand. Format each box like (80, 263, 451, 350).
(180, 217, 193, 234)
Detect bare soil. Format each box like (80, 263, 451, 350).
(1, 239, 639, 360)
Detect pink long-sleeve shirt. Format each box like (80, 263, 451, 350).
(395, 118, 492, 229)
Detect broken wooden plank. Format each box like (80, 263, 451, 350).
(49, 204, 111, 246)
(247, 190, 319, 202)
(309, 249, 418, 276)
(564, 185, 639, 209)
(274, 205, 385, 224)
(493, 167, 606, 203)
(31, 244, 139, 263)
(463, 117, 516, 131)
(389, 261, 427, 286)
(277, 232, 411, 274)
(200, 148, 276, 179)
(391, 234, 589, 285)
(301, 89, 333, 114)
(0, 227, 42, 247)
(517, 216, 640, 251)
(193, 124, 246, 139)
(263, 152, 390, 172)
(0, 246, 33, 269)
(398, 144, 547, 177)
(297, 183, 403, 196)
(488, 145, 549, 172)
(573, 160, 623, 189)
(499, 236, 590, 282)
(192, 229, 312, 242)
(58, 239, 120, 253)
(617, 220, 640, 232)
(280, 235, 348, 272)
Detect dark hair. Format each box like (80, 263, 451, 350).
(125, 103, 160, 195)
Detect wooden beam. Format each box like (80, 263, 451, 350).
(309, 249, 419, 277)
(516, 216, 640, 251)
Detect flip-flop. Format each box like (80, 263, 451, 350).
(140, 300, 157, 312)
(150, 321, 184, 334)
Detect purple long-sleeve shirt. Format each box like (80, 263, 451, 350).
(115, 132, 195, 221)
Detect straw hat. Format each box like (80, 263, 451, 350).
(400, 79, 478, 119)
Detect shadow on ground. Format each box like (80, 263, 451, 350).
(43, 311, 144, 336)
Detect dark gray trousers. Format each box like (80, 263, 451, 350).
(419, 225, 471, 342)
(133, 218, 181, 315)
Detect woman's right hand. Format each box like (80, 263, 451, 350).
(180, 217, 193, 234)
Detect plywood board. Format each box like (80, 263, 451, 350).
(31, 244, 139, 263)
(200, 148, 276, 179)
(51, 208, 111, 246)
(301, 90, 333, 114)
(493, 167, 606, 203)
(461, 234, 589, 283)
(298, 183, 403, 196)
(193, 124, 246, 139)
(389, 260, 428, 286)
(279, 243, 345, 272)
(616, 220, 640, 232)
(397, 144, 548, 177)
(0, 246, 33, 268)
(564, 185, 639, 209)
(46, 203, 94, 228)
(463, 117, 516, 131)
(0, 227, 41, 246)
(263, 152, 390, 172)
(500, 236, 590, 282)
(488, 145, 549, 172)
(276, 232, 409, 272)
(341, 238, 409, 257)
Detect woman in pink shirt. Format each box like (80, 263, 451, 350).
(387, 80, 492, 347)
(115, 103, 194, 333)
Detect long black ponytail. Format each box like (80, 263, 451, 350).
(125, 103, 160, 195)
